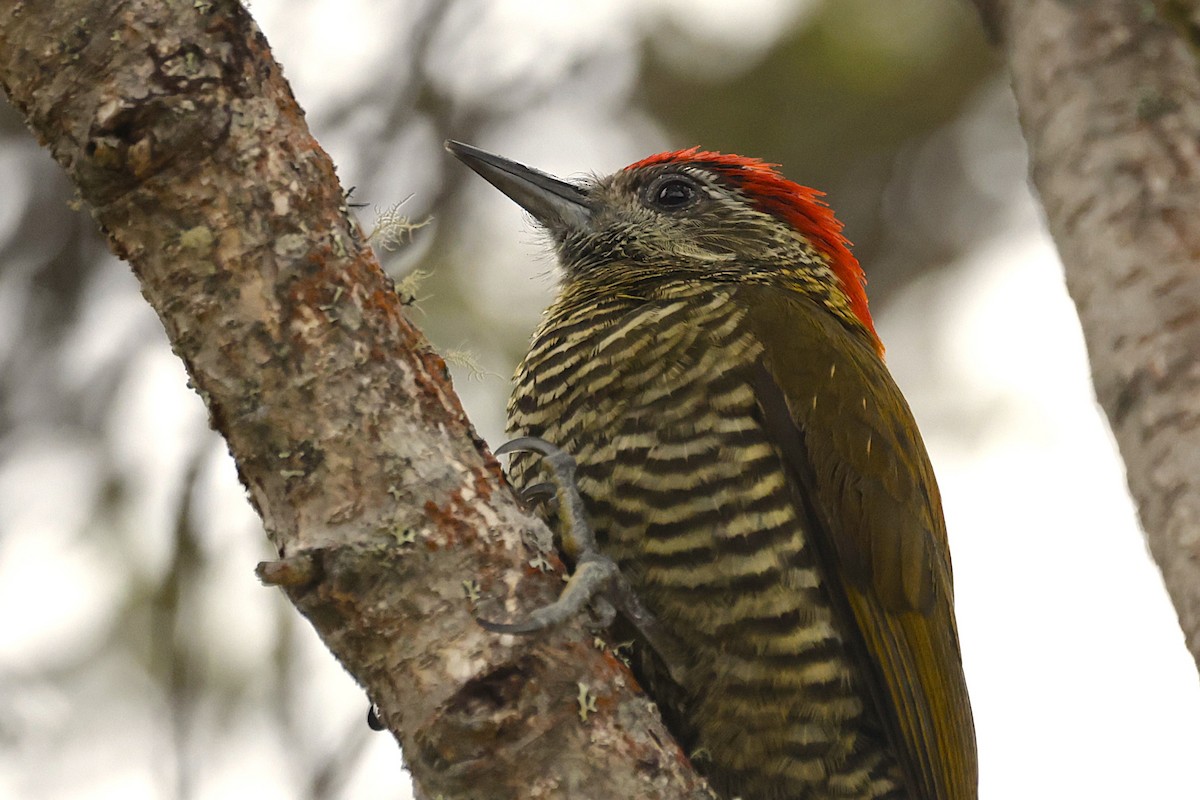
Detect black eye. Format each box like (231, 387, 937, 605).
(647, 177, 699, 211)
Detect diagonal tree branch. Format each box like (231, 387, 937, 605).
(983, 0, 1200, 672)
(0, 2, 713, 797)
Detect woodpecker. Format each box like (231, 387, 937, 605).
(446, 141, 977, 800)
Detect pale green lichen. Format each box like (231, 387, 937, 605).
(445, 348, 496, 381)
(331, 232, 348, 258)
(368, 198, 431, 252)
(576, 682, 597, 722)
(178, 225, 214, 251)
(461, 579, 481, 603)
(394, 267, 431, 306)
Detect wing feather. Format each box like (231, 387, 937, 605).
(741, 285, 977, 800)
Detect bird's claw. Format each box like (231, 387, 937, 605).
(495, 437, 582, 514)
(486, 436, 610, 634)
(478, 552, 619, 634)
(487, 436, 690, 683)
(518, 481, 555, 507)
(495, 435, 577, 469)
(494, 436, 594, 559)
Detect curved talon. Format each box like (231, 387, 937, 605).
(477, 555, 619, 635)
(495, 436, 573, 463)
(496, 438, 579, 495)
(487, 436, 658, 649)
(496, 436, 592, 557)
(519, 481, 556, 506)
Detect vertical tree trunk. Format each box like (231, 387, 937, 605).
(983, 0, 1200, 670)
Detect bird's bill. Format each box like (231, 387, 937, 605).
(445, 140, 593, 235)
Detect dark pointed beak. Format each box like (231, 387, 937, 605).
(445, 140, 593, 235)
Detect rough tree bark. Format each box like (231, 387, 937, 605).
(0, 2, 713, 798)
(978, 0, 1200, 670)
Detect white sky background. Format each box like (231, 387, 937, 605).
(1, 1, 1198, 798)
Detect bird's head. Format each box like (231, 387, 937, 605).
(446, 141, 879, 352)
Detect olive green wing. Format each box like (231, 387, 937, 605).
(740, 285, 977, 800)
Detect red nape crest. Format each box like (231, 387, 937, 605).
(625, 148, 882, 355)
